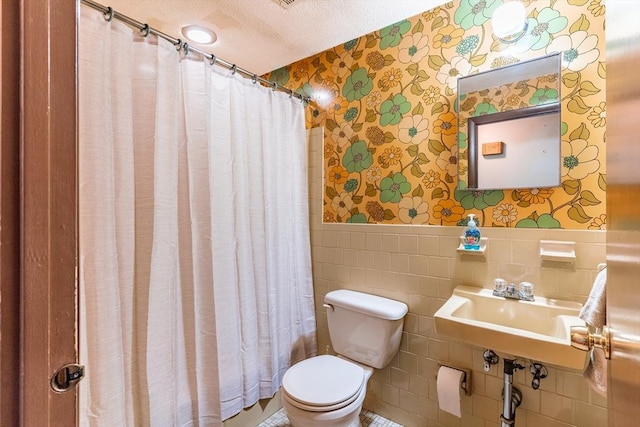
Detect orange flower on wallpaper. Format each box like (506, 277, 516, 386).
(433, 199, 465, 224)
(516, 188, 554, 204)
(432, 24, 464, 49)
(328, 165, 348, 185)
(380, 146, 403, 166)
(433, 111, 458, 136)
(327, 96, 349, 117)
(380, 68, 403, 89)
(422, 170, 441, 189)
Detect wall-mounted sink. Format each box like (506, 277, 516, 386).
(434, 285, 588, 370)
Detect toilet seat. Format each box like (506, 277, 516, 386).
(282, 355, 365, 412)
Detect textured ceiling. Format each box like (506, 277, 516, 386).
(99, 0, 447, 75)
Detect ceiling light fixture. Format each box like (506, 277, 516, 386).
(492, 1, 528, 43)
(181, 24, 217, 45)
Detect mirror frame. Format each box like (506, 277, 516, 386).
(457, 53, 561, 191)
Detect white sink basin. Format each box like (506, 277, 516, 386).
(434, 285, 588, 370)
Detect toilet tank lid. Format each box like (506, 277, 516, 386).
(324, 290, 408, 320)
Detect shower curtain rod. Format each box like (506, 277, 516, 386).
(81, 0, 310, 104)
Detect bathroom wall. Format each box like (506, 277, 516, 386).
(306, 127, 607, 427)
(267, 0, 606, 230)
(258, 1, 609, 425)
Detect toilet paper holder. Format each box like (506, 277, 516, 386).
(436, 364, 472, 396)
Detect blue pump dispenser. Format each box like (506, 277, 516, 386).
(463, 214, 481, 250)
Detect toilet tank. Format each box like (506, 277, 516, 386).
(324, 290, 408, 369)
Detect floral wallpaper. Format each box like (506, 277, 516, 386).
(266, 0, 606, 229)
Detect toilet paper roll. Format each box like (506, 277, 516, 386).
(437, 366, 464, 417)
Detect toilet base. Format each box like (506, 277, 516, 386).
(282, 402, 362, 427)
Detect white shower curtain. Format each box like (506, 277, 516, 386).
(78, 7, 316, 426)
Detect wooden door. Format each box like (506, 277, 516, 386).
(606, 2, 640, 425)
(19, 0, 79, 425)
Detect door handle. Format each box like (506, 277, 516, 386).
(50, 363, 85, 393)
(570, 325, 611, 359)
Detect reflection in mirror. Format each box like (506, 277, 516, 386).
(457, 53, 561, 190)
(467, 104, 560, 190)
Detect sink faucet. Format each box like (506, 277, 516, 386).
(492, 280, 535, 301)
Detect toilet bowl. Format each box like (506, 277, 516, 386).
(281, 355, 373, 427)
(281, 290, 408, 427)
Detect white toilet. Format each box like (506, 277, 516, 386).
(281, 289, 408, 427)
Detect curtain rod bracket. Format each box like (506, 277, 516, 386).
(140, 23, 150, 38)
(103, 6, 114, 22)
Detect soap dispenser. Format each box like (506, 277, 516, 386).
(463, 214, 481, 250)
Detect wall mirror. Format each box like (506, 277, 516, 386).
(457, 53, 561, 190)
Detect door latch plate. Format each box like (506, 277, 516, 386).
(50, 363, 85, 393)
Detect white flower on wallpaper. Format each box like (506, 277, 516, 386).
(547, 30, 600, 72)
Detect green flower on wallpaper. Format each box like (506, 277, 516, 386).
(379, 20, 411, 49)
(514, 7, 568, 53)
(456, 35, 479, 55)
(380, 94, 411, 126)
(268, 66, 290, 86)
(455, 188, 505, 212)
(454, 0, 502, 30)
(547, 31, 600, 72)
(529, 87, 559, 105)
(516, 213, 561, 229)
(344, 39, 358, 51)
(346, 213, 367, 223)
(343, 67, 373, 102)
(472, 102, 499, 116)
(342, 140, 373, 173)
(380, 173, 411, 203)
(344, 178, 358, 193)
(344, 107, 359, 122)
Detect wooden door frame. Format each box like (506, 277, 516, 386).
(1, 0, 21, 424)
(17, 0, 78, 425)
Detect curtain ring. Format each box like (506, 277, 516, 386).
(175, 39, 183, 51)
(252, 74, 258, 84)
(209, 55, 217, 66)
(103, 7, 114, 22)
(231, 64, 237, 75)
(140, 23, 150, 37)
(183, 43, 190, 55)
(289, 89, 294, 98)
(272, 81, 278, 91)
